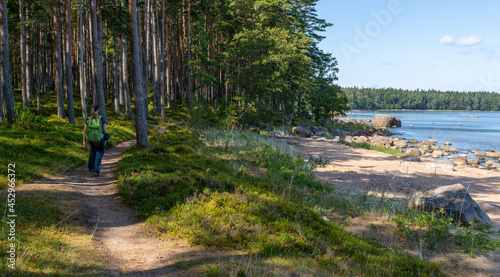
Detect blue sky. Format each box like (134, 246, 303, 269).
(315, 0, 500, 92)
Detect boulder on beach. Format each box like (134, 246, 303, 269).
(344, 135, 355, 143)
(409, 184, 494, 226)
(394, 139, 408, 148)
(405, 148, 421, 157)
(355, 136, 368, 144)
(371, 136, 393, 147)
(485, 160, 500, 170)
(453, 156, 468, 166)
(431, 150, 444, 158)
(419, 145, 432, 154)
(467, 159, 480, 166)
(292, 126, 312, 138)
(372, 114, 402, 128)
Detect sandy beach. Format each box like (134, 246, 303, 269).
(284, 136, 500, 230)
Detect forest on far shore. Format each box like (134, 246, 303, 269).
(344, 87, 500, 111)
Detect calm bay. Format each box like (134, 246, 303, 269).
(343, 111, 500, 154)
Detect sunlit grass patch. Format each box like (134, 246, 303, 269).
(0, 192, 104, 276)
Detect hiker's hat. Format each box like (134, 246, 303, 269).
(90, 104, 99, 111)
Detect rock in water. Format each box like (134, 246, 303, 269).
(409, 184, 494, 226)
(372, 114, 402, 128)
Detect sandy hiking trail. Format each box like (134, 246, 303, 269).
(19, 139, 214, 276)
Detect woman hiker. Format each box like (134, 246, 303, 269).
(83, 104, 108, 177)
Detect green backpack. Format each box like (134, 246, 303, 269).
(86, 116, 104, 143)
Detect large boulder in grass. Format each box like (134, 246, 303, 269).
(409, 184, 494, 226)
(292, 126, 312, 138)
(372, 114, 402, 128)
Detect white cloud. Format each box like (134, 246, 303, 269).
(456, 35, 482, 46)
(488, 51, 500, 59)
(438, 35, 456, 44)
(438, 34, 482, 46)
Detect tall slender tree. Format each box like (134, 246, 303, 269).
(0, 0, 14, 124)
(66, 0, 75, 123)
(129, 0, 148, 147)
(78, 0, 86, 120)
(54, 0, 65, 119)
(159, 0, 166, 122)
(19, 0, 27, 109)
(90, 0, 107, 120)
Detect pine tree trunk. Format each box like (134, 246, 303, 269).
(165, 12, 171, 109)
(26, 7, 32, 102)
(121, 38, 133, 119)
(42, 21, 48, 95)
(129, 0, 148, 147)
(159, 0, 166, 122)
(1, 0, 15, 123)
(118, 39, 124, 106)
(187, 0, 192, 108)
(0, 63, 4, 120)
(66, 0, 75, 123)
(36, 23, 40, 111)
(112, 0, 119, 114)
(150, 1, 157, 115)
(19, 0, 27, 108)
(137, 3, 147, 118)
(143, 0, 149, 111)
(78, 0, 86, 120)
(90, 0, 106, 120)
(54, 0, 65, 119)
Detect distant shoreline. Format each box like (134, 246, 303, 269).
(347, 109, 500, 113)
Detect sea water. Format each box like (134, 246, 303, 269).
(342, 111, 500, 154)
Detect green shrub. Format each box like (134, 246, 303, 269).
(14, 104, 52, 131)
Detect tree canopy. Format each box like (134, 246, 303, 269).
(0, 0, 349, 133)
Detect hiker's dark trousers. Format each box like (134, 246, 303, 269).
(88, 140, 105, 174)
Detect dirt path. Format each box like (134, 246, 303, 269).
(20, 139, 205, 276)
